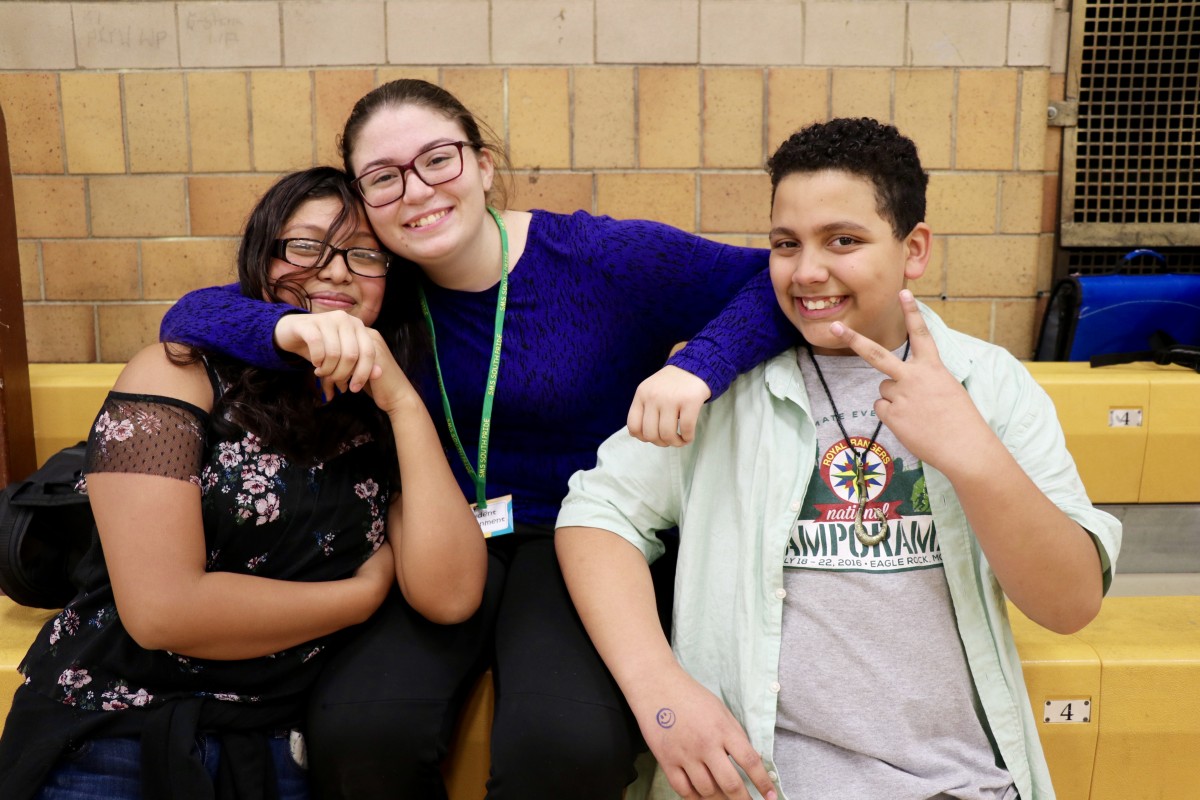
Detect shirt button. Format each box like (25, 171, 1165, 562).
(770, 681, 781, 693)
(768, 771, 779, 782)
(789, 500, 800, 512)
(775, 588, 787, 600)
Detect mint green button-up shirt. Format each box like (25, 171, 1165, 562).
(558, 307, 1121, 800)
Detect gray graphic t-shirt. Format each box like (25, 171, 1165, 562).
(774, 349, 1017, 800)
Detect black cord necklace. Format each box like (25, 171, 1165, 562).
(805, 340, 910, 546)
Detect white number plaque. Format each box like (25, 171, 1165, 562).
(1044, 699, 1091, 724)
(1108, 409, 1143, 427)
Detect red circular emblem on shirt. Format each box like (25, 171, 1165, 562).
(820, 437, 894, 504)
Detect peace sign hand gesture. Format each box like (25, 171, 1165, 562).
(829, 290, 993, 479)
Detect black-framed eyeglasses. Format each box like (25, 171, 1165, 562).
(353, 141, 472, 208)
(272, 239, 391, 278)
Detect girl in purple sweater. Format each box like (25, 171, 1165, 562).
(160, 79, 794, 799)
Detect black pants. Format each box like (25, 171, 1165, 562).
(305, 527, 676, 800)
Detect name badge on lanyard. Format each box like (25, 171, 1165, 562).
(419, 207, 516, 537)
(473, 494, 515, 537)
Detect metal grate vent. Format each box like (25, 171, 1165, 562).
(1056, 247, 1200, 277)
(1060, 0, 1200, 246)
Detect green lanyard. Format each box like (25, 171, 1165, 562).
(418, 207, 508, 509)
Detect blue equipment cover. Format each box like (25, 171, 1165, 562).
(1067, 273, 1200, 360)
(1036, 268, 1200, 364)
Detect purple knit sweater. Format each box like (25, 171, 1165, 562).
(161, 210, 796, 525)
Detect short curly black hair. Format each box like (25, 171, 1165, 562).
(767, 118, 928, 239)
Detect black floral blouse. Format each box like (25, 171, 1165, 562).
(17, 389, 389, 714)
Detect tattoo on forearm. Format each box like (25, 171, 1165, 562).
(656, 708, 676, 729)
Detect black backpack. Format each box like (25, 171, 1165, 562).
(0, 442, 96, 608)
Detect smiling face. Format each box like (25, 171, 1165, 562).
(769, 169, 930, 356)
(348, 103, 495, 271)
(268, 196, 387, 326)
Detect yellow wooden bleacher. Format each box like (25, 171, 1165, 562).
(1025, 361, 1200, 504)
(4, 594, 1198, 798)
(26, 361, 1200, 499)
(1010, 596, 1200, 799)
(26, 363, 123, 466)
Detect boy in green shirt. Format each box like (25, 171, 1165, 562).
(556, 118, 1120, 800)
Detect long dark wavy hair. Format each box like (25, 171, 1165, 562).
(171, 167, 426, 473)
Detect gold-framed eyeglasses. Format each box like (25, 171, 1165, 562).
(271, 239, 390, 278)
(353, 141, 472, 208)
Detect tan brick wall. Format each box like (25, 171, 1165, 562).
(0, 0, 1064, 362)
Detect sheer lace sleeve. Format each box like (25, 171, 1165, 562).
(85, 392, 209, 485)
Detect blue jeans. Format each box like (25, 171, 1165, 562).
(35, 733, 310, 800)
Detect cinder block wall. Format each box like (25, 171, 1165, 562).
(0, 0, 1070, 363)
